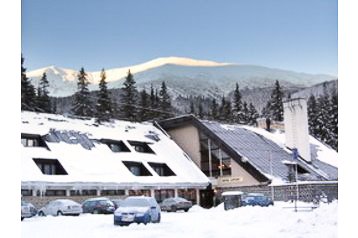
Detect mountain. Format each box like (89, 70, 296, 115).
(27, 56, 336, 98)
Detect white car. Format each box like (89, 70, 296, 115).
(38, 199, 82, 216)
(114, 196, 161, 226)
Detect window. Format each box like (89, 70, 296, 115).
(101, 190, 125, 196)
(128, 190, 151, 197)
(128, 141, 155, 154)
(33, 158, 68, 175)
(123, 161, 152, 176)
(45, 190, 66, 196)
(21, 133, 48, 149)
(100, 139, 131, 152)
(148, 162, 176, 176)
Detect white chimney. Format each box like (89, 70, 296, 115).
(283, 98, 311, 162)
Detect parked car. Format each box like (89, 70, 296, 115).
(111, 198, 125, 209)
(82, 197, 115, 214)
(38, 199, 82, 216)
(241, 193, 274, 207)
(160, 197, 193, 212)
(114, 196, 161, 226)
(21, 200, 36, 220)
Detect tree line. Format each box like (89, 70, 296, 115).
(21, 55, 337, 150)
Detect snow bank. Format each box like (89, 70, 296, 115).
(22, 201, 337, 238)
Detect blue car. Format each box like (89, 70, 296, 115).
(242, 193, 274, 207)
(114, 196, 161, 226)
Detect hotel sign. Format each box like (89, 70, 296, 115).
(218, 176, 244, 186)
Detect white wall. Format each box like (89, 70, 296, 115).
(283, 98, 311, 162)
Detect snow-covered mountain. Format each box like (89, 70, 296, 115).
(27, 57, 336, 97)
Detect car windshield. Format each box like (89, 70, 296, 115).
(123, 198, 150, 207)
(99, 200, 113, 206)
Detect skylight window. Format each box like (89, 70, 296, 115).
(123, 161, 152, 176)
(100, 139, 131, 152)
(148, 162, 176, 176)
(21, 133, 49, 149)
(33, 158, 68, 175)
(128, 141, 155, 154)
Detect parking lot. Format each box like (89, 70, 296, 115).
(21, 201, 337, 238)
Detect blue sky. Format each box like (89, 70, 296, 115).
(22, 0, 337, 75)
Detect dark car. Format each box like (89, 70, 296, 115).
(242, 193, 274, 207)
(160, 197, 192, 212)
(82, 197, 115, 214)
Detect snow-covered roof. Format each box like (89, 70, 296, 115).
(159, 115, 338, 184)
(21, 112, 209, 189)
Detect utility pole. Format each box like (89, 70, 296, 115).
(208, 138, 212, 177)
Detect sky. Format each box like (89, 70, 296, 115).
(22, 0, 337, 74)
(21, 0, 338, 75)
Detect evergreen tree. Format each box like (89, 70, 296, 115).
(210, 98, 219, 120)
(37, 72, 51, 113)
(232, 83, 244, 123)
(219, 96, 232, 122)
(159, 81, 172, 119)
(316, 83, 331, 144)
(307, 94, 320, 137)
(138, 89, 150, 121)
(96, 69, 114, 123)
(21, 55, 37, 111)
(198, 101, 204, 119)
(242, 101, 250, 124)
(121, 70, 137, 121)
(71, 67, 93, 117)
(148, 84, 158, 119)
(189, 100, 195, 114)
(247, 103, 259, 126)
(267, 80, 284, 121)
(329, 87, 338, 151)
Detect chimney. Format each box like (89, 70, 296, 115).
(283, 98, 311, 162)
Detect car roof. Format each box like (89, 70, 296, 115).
(84, 197, 110, 202)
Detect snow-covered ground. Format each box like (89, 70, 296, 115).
(22, 201, 337, 238)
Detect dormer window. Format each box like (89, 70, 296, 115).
(128, 141, 155, 154)
(100, 139, 131, 152)
(148, 162, 176, 176)
(33, 158, 68, 175)
(123, 161, 152, 176)
(21, 133, 49, 149)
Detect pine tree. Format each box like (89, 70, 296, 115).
(267, 80, 284, 121)
(242, 101, 249, 124)
(37, 72, 51, 113)
(21, 55, 37, 111)
(328, 87, 338, 150)
(316, 83, 331, 144)
(189, 100, 195, 114)
(71, 67, 93, 117)
(96, 69, 114, 123)
(149, 84, 158, 119)
(247, 103, 259, 126)
(121, 70, 137, 121)
(198, 101, 204, 119)
(210, 98, 219, 120)
(219, 96, 232, 122)
(138, 89, 150, 121)
(159, 81, 172, 119)
(232, 83, 244, 123)
(307, 94, 320, 137)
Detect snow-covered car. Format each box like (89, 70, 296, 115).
(82, 197, 116, 214)
(38, 199, 82, 216)
(242, 193, 274, 207)
(160, 197, 192, 212)
(114, 196, 161, 226)
(21, 200, 36, 220)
